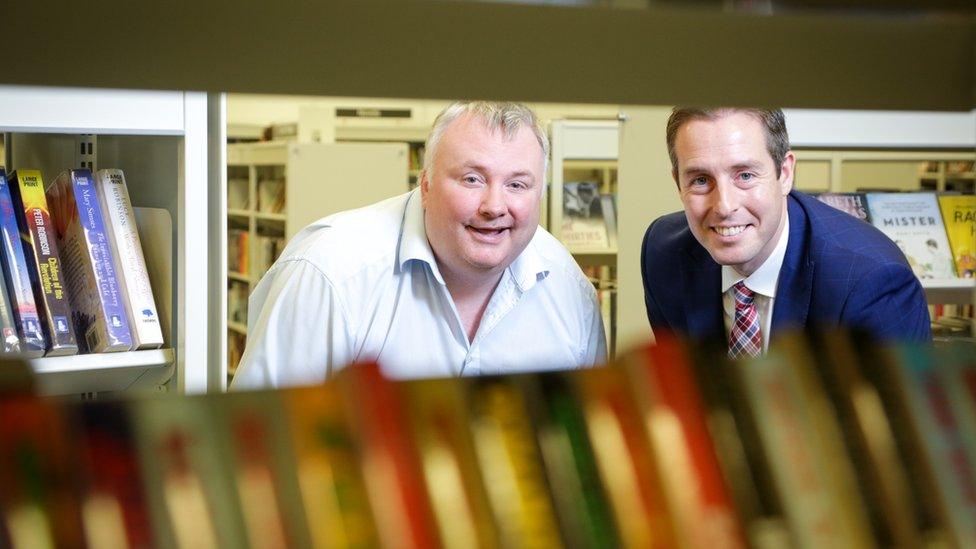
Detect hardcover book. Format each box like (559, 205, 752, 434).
(937, 194, 976, 277)
(7, 169, 77, 356)
(866, 192, 956, 279)
(47, 169, 132, 353)
(0, 170, 45, 357)
(94, 169, 163, 349)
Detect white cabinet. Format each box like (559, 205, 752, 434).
(1, 86, 211, 395)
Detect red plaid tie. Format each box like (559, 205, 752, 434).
(729, 282, 762, 358)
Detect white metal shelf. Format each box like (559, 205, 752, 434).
(921, 278, 975, 305)
(32, 348, 175, 396)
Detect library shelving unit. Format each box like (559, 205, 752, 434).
(225, 140, 409, 380)
(549, 119, 620, 358)
(793, 149, 976, 307)
(0, 85, 211, 395)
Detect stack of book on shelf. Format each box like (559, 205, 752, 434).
(227, 230, 249, 276)
(257, 177, 285, 215)
(0, 168, 163, 358)
(816, 191, 976, 334)
(2, 330, 974, 548)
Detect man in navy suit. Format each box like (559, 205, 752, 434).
(641, 107, 930, 355)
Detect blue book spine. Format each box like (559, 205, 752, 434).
(71, 169, 132, 351)
(0, 171, 45, 356)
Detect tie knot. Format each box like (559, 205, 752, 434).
(733, 281, 754, 308)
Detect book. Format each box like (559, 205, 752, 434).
(937, 194, 976, 277)
(866, 192, 956, 279)
(815, 192, 872, 223)
(0, 171, 45, 356)
(562, 181, 612, 250)
(6, 169, 77, 356)
(466, 375, 564, 547)
(402, 378, 500, 549)
(257, 176, 286, 214)
(281, 384, 379, 548)
(521, 373, 619, 548)
(0, 182, 19, 354)
(94, 169, 163, 349)
(623, 336, 747, 549)
(572, 365, 677, 548)
(47, 169, 132, 353)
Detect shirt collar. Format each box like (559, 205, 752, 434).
(721, 213, 790, 297)
(398, 189, 447, 284)
(397, 189, 550, 291)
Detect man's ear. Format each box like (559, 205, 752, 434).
(419, 169, 430, 206)
(779, 151, 796, 195)
(672, 169, 681, 190)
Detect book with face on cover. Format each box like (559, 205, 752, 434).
(94, 169, 163, 349)
(6, 169, 77, 356)
(937, 194, 976, 278)
(0, 171, 44, 356)
(47, 169, 132, 353)
(401, 378, 500, 549)
(816, 192, 872, 223)
(866, 192, 956, 280)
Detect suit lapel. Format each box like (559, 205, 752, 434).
(772, 193, 814, 335)
(683, 245, 724, 341)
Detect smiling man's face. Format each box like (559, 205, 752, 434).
(421, 113, 544, 285)
(673, 111, 794, 276)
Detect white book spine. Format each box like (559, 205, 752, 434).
(95, 169, 163, 349)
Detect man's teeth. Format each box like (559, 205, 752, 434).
(716, 225, 746, 237)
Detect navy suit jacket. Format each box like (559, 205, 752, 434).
(641, 190, 931, 343)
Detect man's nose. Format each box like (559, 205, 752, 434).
(712, 180, 740, 216)
(479, 184, 506, 217)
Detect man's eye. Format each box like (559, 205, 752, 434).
(739, 172, 754, 181)
(508, 180, 528, 190)
(690, 176, 708, 186)
(463, 175, 481, 185)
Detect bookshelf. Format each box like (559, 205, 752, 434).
(224, 140, 409, 381)
(550, 120, 620, 358)
(0, 85, 211, 395)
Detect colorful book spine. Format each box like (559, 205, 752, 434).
(7, 169, 77, 356)
(47, 169, 132, 353)
(94, 169, 163, 350)
(0, 174, 20, 354)
(0, 171, 45, 357)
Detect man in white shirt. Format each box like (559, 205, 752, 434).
(641, 107, 930, 357)
(232, 102, 606, 388)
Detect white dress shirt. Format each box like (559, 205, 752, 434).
(721, 216, 790, 353)
(231, 190, 606, 389)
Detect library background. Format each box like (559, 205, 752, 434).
(2, 1, 976, 548)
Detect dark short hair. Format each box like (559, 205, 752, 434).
(666, 107, 790, 177)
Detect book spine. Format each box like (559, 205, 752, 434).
(94, 169, 163, 350)
(0, 171, 45, 356)
(69, 170, 131, 352)
(8, 169, 77, 356)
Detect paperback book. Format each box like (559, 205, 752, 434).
(95, 169, 163, 349)
(937, 195, 976, 278)
(0, 170, 45, 356)
(7, 169, 77, 356)
(866, 192, 956, 279)
(816, 192, 872, 223)
(47, 169, 132, 353)
(562, 182, 615, 250)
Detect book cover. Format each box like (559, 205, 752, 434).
(7, 169, 77, 356)
(521, 373, 619, 548)
(466, 375, 564, 547)
(937, 194, 976, 277)
(562, 181, 611, 250)
(816, 192, 872, 223)
(211, 390, 310, 549)
(937, 343, 976, 501)
(337, 363, 440, 549)
(888, 343, 976, 547)
(129, 394, 248, 549)
(811, 329, 924, 547)
(0, 179, 20, 354)
(281, 384, 379, 548)
(572, 365, 677, 549)
(866, 192, 956, 279)
(70, 400, 154, 548)
(0, 171, 44, 356)
(94, 169, 163, 349)
(402, 378, 500, 549)
(47, 169, 132, 353)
